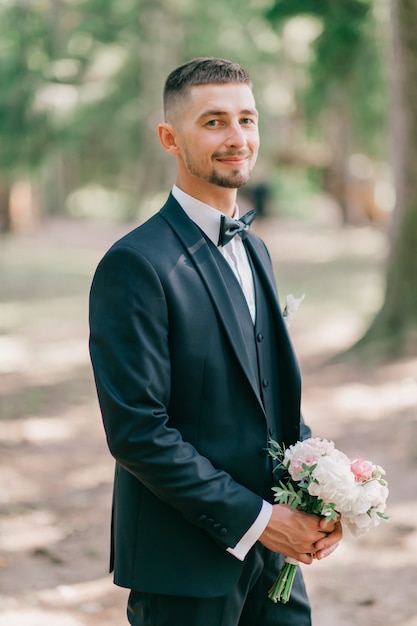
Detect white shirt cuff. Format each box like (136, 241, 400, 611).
(226, 500, 273, 561)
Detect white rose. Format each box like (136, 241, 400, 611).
(310, 455, 356, 508)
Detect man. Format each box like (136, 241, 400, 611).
(89, 57, 342, 626)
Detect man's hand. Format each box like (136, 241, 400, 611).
(258, 504, 342, 565)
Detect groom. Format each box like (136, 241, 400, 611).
(89, 57, 342, 626)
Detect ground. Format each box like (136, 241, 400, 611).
(0, 201, 416, 625)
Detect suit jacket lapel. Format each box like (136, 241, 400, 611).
(160, 196, 263, 408)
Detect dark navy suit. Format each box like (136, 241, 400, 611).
(89, 194, 311, 623)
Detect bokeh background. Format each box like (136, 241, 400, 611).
(1, 1, 416, 624)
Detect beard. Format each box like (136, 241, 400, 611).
(184, 147, 254, 189)
(207, 169, 250, 188)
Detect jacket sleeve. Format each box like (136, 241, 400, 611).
(89, 243, 263, 550)
(300, 414, 312, 441)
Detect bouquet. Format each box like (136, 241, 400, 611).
(267, 437, 389, 603)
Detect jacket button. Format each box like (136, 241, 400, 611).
(198, 514, 207, 522)
(257, 333, 264, 342)
(219, 527, 228, 536)
(262, 378, 269, 388)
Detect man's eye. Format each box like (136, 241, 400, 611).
(241, 118, 255, 125)
(206, 120, 220, 127)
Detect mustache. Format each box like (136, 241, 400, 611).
(212, 150, 252, 159)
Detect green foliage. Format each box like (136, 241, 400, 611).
(0, 0, 388, 220)
(266, 0, 371, 81)
(265, 0, 387, 156)
(0, 0, 284, 203)
(0, 3, 51, 171)
(272, 475, 339, 520)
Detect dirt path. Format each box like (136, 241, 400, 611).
(0, 212, 416, 625)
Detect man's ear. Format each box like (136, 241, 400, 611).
(158, 122, 180, 155)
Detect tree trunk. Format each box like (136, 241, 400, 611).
(0, 178, 11, 233)
(357, 0, 417, 356)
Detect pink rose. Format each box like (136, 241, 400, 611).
(350, 457, 374, 482)
(288, 452, 321, 479)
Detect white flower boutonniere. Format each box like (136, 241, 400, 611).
(283, 293, 305, 327)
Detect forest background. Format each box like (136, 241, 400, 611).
(1, 1, 417, 625)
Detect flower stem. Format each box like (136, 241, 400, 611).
(268, 561, 298, 604)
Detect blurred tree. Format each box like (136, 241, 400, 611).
(266, 0, 417, 355)
(0, 3, 53, 230)
(265, 0, 388, 224)
(59, 0, 292, 214)
(0, 0, 286, 228)
(358, 0, 417, 355)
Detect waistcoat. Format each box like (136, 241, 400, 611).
(209, 241, 283, 498)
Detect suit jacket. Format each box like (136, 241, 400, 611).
(89, 194, 309, 597)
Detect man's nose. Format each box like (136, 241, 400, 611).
(225, 121, 246, 147)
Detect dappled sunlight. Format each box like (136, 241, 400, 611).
(0, 336, 29, 374)
(0, 410, 96, 445)
(0, 577, 128, 626)
(303, 354, 417, 434)
(32, 339, 90, 375)
(257, 211, 387, 266)
(1, 216, 416, 625)
(330, 377, 417, 422)
(37, 576, 124, 609)
(0, 298, 89, 381)
(0, 610, 80, 626)
(0, 397, 96, 438)
(0, 401, 110, 509)
(293, 315, 367, 357)
(66, 465, 113, 490)
(0, 319, 89, 377)
(0, 510, 65, 552)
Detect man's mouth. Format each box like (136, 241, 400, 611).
(214, 152, 251, 164)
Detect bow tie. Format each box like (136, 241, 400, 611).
(218, 210, 256, 247)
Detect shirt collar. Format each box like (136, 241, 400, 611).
(172, 185, 239, 247)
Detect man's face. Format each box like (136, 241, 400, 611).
(171, 83, 259, 191)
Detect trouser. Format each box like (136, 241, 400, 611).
(127, 545, 311, 626)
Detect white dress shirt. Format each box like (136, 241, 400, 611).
(172, 185, 272, 560)
(172, 185, 256, 322)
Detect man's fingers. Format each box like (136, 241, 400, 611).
(315, 541, 340, 560)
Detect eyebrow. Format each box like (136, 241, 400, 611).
(198, 108, 258, 120)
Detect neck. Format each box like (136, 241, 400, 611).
(175, 177, 237, 216)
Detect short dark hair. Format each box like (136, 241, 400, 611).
(163, 57, 252, 121)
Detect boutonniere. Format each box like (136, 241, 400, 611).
(283, 294, 305, 327)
